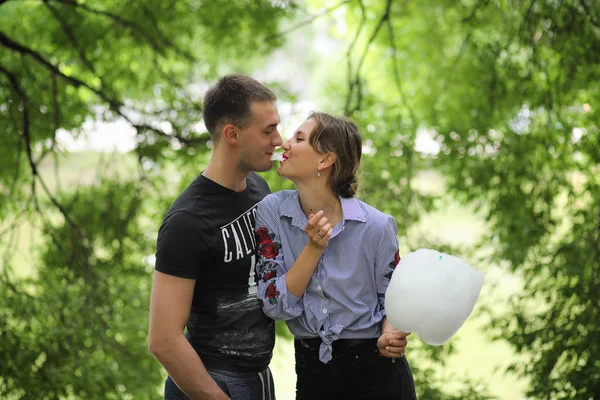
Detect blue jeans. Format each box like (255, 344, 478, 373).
(164, 368, 275, 400)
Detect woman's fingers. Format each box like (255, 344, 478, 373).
(305, 210, 324, 231)
(385, 345, 406, 357)
(319, 222, 332, 236)
(314, 219, 331, 240)
(304, 211, 334, 246)
(388, 338, 408, 349)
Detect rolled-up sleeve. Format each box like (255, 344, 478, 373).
(255, 196, 304, 321)
(374, 215, 400, 317)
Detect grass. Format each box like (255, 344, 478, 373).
(1, 153, 529, 399)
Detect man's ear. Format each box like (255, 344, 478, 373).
(320, 153, 336, 169)
(222, 124, 239, 145)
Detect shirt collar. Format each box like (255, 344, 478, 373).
(340, 196, 367, 222)
(280, 191, 367, 230)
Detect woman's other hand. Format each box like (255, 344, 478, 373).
(377, 330, 410, 358)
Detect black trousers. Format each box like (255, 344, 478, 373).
(294, 338, 417, 400)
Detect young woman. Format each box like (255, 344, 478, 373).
(254, 112, 417, 399)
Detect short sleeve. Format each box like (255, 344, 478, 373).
(155, 211, 211, 279)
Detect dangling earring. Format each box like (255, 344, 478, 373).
(317, 170, 321, 177)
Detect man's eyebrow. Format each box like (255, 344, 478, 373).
(264, 121, 279, 129)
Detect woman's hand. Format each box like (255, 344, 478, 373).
(377, 330, 410, 358)
(305, 210, 333, 249)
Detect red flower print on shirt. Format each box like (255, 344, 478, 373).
(266, 283, 280, 305)
(254, 226, 282, 303)
(394, 251, 401, 268)
(255, 226, 270, 244)
(385, 249, 401, 280)
(260, 241, 279, 259)
(263, 270, 276, 282)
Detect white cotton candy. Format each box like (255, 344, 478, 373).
(384, 248, 485, 346)
(271, 152, 284, 162)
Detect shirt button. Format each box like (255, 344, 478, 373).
(317, 286, 322, 291)
(322, 309, 327, 313)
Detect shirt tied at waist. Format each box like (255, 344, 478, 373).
(317, 324, 344, 363)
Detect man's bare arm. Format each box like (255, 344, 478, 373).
(148, 270, 229, 400)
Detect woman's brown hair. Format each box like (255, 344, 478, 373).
(308, 112, 362, 198)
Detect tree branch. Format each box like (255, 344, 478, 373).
(461, 0, 489, 23)
(139, 3, 196, 62)
(36, 74, 61, 165)
(0, 65, 35, 179)
(43, 0, 98, 74)
(268, 0, 353, 41)
(51, 74, 60, 133)
(1, 31, 201, 148)
(0, 208, 38, 296)
(19, 54, 51, 93)
(518, 0, 538, 35)
(580, 0, 600, 30)
(385, 13, 417, 227)
(48, 0, 195, 61)
(355, 0, 391, 79)
(525, 0, 538, 21)
(385, 17, 417, 123)
(345, 0, 391, 114)
(0, 63, 83, 241)
(0, 274, 35, 298)
(344, 0, 366, 116)
(0, 31, 119, 106)
(0, 65, 73, 259)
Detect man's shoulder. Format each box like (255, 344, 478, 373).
(248, 171, 268, 184)
(159, 208, 211, 239)
(247, 172, 271, 194)
(169, 175, 211, 206)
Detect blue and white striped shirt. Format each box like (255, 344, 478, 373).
(254, 190, 400, 363)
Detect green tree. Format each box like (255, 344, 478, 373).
(3, 0, 599, 398)
(325, 0, 600, 398)
(0, 0, 292, 398)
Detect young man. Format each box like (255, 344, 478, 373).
(149, 75, 283, 400)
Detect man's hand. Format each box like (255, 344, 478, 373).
(377, 330, 410, 358)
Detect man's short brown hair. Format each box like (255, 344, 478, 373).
(203, 75, 277, 141)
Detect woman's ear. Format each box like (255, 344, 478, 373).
(320, 153, 336, 169)
(222, 124, 239, 145)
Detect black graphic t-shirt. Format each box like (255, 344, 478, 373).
(155, 172, 275, 373)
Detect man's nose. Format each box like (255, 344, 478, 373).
(273, 130, 283, 146)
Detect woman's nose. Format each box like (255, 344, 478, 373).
(282, 142, 291, 150)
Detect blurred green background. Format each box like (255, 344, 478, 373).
(1, 1, 598, 399)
